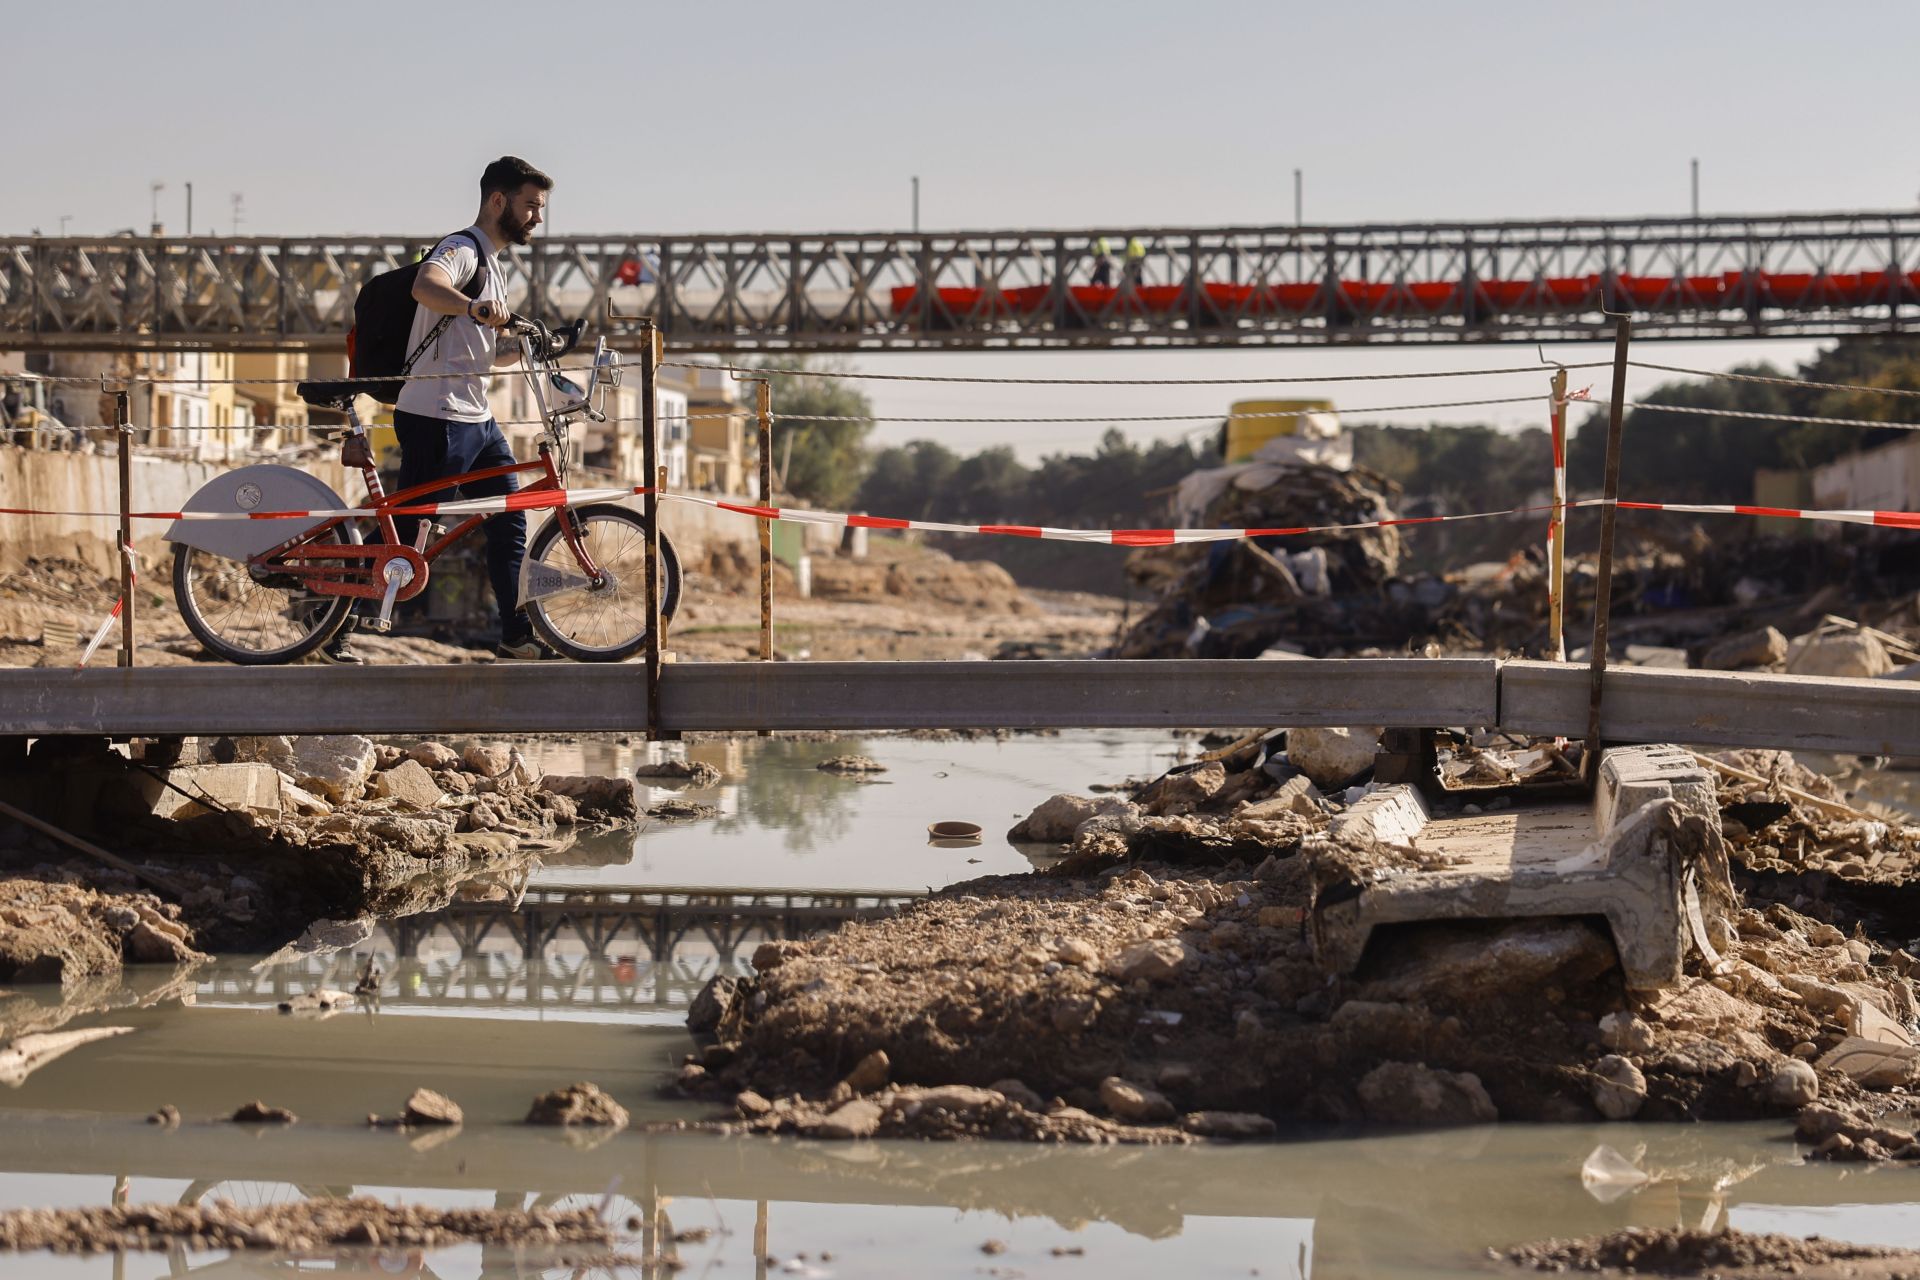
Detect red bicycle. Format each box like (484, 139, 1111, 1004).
(166, 316, 682, 664)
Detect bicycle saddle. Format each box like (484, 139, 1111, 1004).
(296, 380, 358, 409)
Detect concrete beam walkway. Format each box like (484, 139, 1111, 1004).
(0, 658, 1914, 755)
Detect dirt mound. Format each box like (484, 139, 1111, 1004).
(0, 878, 201, 985)
(1505, 1228, 1916, 1277)
(0, 1197, 612, 1254)
(811, 550, 1035, 614)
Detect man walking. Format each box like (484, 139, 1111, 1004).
(326, 156, 555, 663)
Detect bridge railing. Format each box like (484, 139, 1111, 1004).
(6, 211, 1920, 352)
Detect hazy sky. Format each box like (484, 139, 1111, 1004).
(11, 0, 1915, 461)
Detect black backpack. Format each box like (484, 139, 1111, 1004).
(347, 229, 488, 405)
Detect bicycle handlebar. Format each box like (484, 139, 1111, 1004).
(507, 314, 588, 362)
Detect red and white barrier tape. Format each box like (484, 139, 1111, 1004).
(4, 490, 1918, 542)
(77, 543, 134, 669)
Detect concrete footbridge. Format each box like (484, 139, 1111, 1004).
(2, 659, 1915, 758)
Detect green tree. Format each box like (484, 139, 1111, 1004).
(856, 440, 964, 520)
(749, 357, 875, 509)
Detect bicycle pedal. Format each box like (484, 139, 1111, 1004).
(363, 618, 393, 635)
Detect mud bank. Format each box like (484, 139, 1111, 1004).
(1504, 1228, 1920, 1278)
(685, 734, 1920, 1149)
(0, 1197, 613, 1254)
(0, 733, 639, 967)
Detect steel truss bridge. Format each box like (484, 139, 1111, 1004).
(7, 210, 1920, 353)
(200, 884, 919, 1013)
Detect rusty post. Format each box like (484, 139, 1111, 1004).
(754, 1199, 769, 1280)
(1548, 366, 1568, 662)
(756, 379, 774, 665)
(639, 318, 662, 740)
(1585, 314, 1632, 769)
(115, 388, 134, 668)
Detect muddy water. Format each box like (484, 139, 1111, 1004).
(522, 730, 1188, 891)
(1, 735, 1917, 1277)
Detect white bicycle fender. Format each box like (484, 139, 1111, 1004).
(164, 465, 346, 561)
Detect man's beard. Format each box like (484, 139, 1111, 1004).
(500, 208, 537, 246)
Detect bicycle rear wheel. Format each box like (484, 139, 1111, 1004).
(172, 524, 359, 665)
(524, 504, 680, 662)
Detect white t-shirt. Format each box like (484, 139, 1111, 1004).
(395, 225, 506, 422)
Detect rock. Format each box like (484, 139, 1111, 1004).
(1098, 1076, 1174, 1123)
(147, 1105, 180, 1128)
(1009, 793, 1099, 843)
(410, 742, 459, 769)
(990, 1079, 1046, 1112)
(1135, 762, 1227, 816)
(462, 744, 514, 779)
(1591, 1055, 1648, 1120)
(288, 736, 379, 803)
(373, 744, 407, 770)
(1055, 938, 1099, 969)
(1285, 726, 1381, 788)
(402, 1088, 462, 1126)
(752, 941, 806, 971)
(276, 988, 354, 1016)
(1805, 921, 1846, 947)
(734, 1089, 772, 1117)
(646, 799, 718, 821)
(539, 774, 639, 822)
(816, 755, 886, 774)
(231, 1100, 297, 1124)
(126, 917, 203, 965)
(1599, 1012, 1658, 1055)
(1181, 1111, 1277, 1139)
(1768, 1058, 1820, 1108)
(687, 975, 749, 1037)
(1703, 625, 1788, 671)
(372, 759, 445, 812)
(1786, 631, 1894, 679)
(633, 759, 723, 788)
(1359, 919, 1619, 1002)
(1816, 1038, 1920, 1089)
(842, 1050, 891, 1094)
(1051, 993, 1101, 1034)
(280, 781, 332, 817)
(815, 1099, 882, 1139)
(526, 1082, 628, 1128)
(1109, 938, 1195, 984)
(893, 1085, 1004, 1114)
(1355, 1062, 1498, 1128)
(226, 735, 294, 765)
(1240, 774, 1322, 820)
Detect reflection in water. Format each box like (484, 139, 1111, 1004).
(6, 1118, 1920, 1279)
(705, 737, 873, 853)
(202, 884, 919, 1021)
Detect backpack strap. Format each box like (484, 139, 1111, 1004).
(400, 230, 494, 376)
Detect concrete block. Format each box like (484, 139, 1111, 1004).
(153, 763, 284, 820)
(1312, 744, 1724, 992)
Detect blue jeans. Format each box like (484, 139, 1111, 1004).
(392, 411, 530, 644)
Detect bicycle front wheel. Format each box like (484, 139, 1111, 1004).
(524, 504, 681, 662)
(172, 524, 358, 665)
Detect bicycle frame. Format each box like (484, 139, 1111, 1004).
(258, 326, 622, 604)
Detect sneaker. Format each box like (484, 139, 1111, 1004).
(494, 637, 562, 662)
(318, 635, 364, 665)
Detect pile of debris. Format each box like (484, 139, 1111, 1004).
(1108, 445, 1920, 663)
(0, 734, 639, 954)
(684, 728, 1920, 1148)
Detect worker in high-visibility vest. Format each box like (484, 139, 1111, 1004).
(1124, 236, 1146, 286)
(1091, 237, 1114, 287)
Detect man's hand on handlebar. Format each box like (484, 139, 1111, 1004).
(468, 298, 511, 328)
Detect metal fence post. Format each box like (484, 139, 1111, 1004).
(115, 389, 135, 668)
(756, 379, 774, 667)
(640, 318, 663, 740)
(1585, 314, 1632, 766)
(1548, 367, 1568, 662)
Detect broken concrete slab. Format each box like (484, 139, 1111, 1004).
(1313, 744, 1728, 992)
(148, 764, 284, 820)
